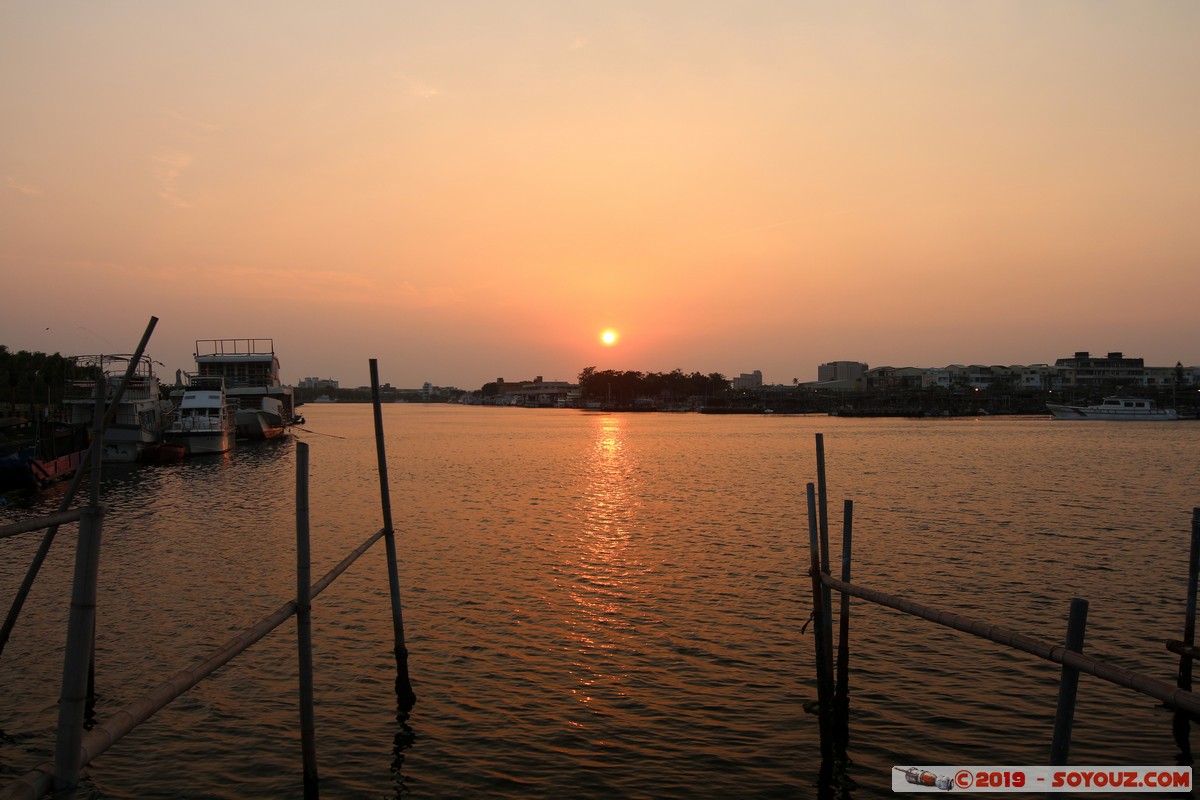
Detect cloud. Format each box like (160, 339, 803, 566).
(395, 74, 441, 99)
(165, 110, 223, 141)
(151, 148, 194, 208)
(5, 176, 43, 196)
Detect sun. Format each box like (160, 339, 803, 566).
(600, 329, 618, 346)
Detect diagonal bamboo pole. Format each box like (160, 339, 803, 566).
(0, 316, 158, 659)
(821, 573, 1200, 716)
(0, 527, 388, 800)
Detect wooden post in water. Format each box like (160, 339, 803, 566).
(369, 359, 416, 711)
(1049, 598, 1088, 766)
(52, 378, 107, 797)
(807, 482, 835, 778)
(834, 499, 854, 757)
(814, 435, 835, 704)
(1174, 508, 1200, 758)
(295, 442, 320, 798)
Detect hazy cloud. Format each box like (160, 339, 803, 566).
(165, 110, 223, 142)
(568, 37, 588, 51)
(5, 176, 43, 196)
(396, 74, 441, 99)
(151, 148, 194, 208)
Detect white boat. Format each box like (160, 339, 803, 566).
(190, 339, 297, 440)
(236, 396, 287, 440)
(165, 376, 237, 454)
(1046, 396, 1180, 421)
(63, 354, 175, 462)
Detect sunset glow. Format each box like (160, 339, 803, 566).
(601, 330, 618, 347)
(2, 3, 1198, 387)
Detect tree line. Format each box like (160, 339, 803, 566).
(0, 346, 73, 408)
(576, 367, 730, 406)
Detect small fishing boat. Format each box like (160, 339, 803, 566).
(165, 376, 237, 454)
(1046, 396, 1180, 421)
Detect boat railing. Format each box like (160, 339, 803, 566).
(193, 339, 275, 358)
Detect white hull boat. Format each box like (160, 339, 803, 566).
(166, 377, 237, 454)
(190, 339, 297, 440)
(1046, 396, 1180, 421)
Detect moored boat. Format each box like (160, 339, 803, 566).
(1046, 396, 1180, 421)
(0, 419, 89, 493)
(63, 354, 175, 461)
(190, 339, 297, 440)
(165, 376, 237, 454)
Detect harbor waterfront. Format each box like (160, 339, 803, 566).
(1, 406, 1199, 798)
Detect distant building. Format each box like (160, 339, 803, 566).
(495, 375, 576, 407)
(1053, 351, 1144, 388)
(732, 371, 763, 391)
(818, 361, 867, 382)
(300, 377, 339, 390)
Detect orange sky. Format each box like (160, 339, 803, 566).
(3, 2, 1198, 388)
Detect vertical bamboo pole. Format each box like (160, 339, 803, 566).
(1174, 508, 1200, 756)
(834, 499, 854, 757)
(814, 435, 835, 689)
(369, 359, 416, 711)
(52, 378, 107, 796)
(1049, 598, 1088, 766)
(807, 482, 835, 779)
(295, 442, 319, 798)
(0, 315, 156, 660)
(815, 435, 832, 574)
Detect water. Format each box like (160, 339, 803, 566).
(1, 406, 1198, 798)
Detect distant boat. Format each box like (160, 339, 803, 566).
(1046, 396, 1180, 421)
(165, 376, 237, 454)
(189, 339, 297, 440)
(63, 354, 175, 461)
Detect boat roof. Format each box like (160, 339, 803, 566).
(194, 339, 275, 358)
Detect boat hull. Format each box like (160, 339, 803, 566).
(235, 409, 286, 440)
(166, 430, 236, 455)
(1047, 401, 1180, 421)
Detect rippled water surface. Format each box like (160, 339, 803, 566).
(2, 407, 1199, 798)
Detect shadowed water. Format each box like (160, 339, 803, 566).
(1, 406, 1198, 797)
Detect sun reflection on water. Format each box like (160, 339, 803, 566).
(564, 414, 655, 713)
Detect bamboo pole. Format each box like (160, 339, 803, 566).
(833, 499, 853, 757)
(1049, 598, 1088, 766)
(369, 359, 416, 711)
(807, 482, 835, 778)
(821, 573, 1200, 716)
(815, 434, 831, 575)
(295, 442, 319, 798)
(0, 509, 92, 540)
(52, 378, 107, 796)
(0, 527, 389, 800)
(1174, 507, 1200, 756)
(0, 316, 157, 660)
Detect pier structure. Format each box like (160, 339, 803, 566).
(0, 317, 414, 799)
(804, 431, 1200, 787)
